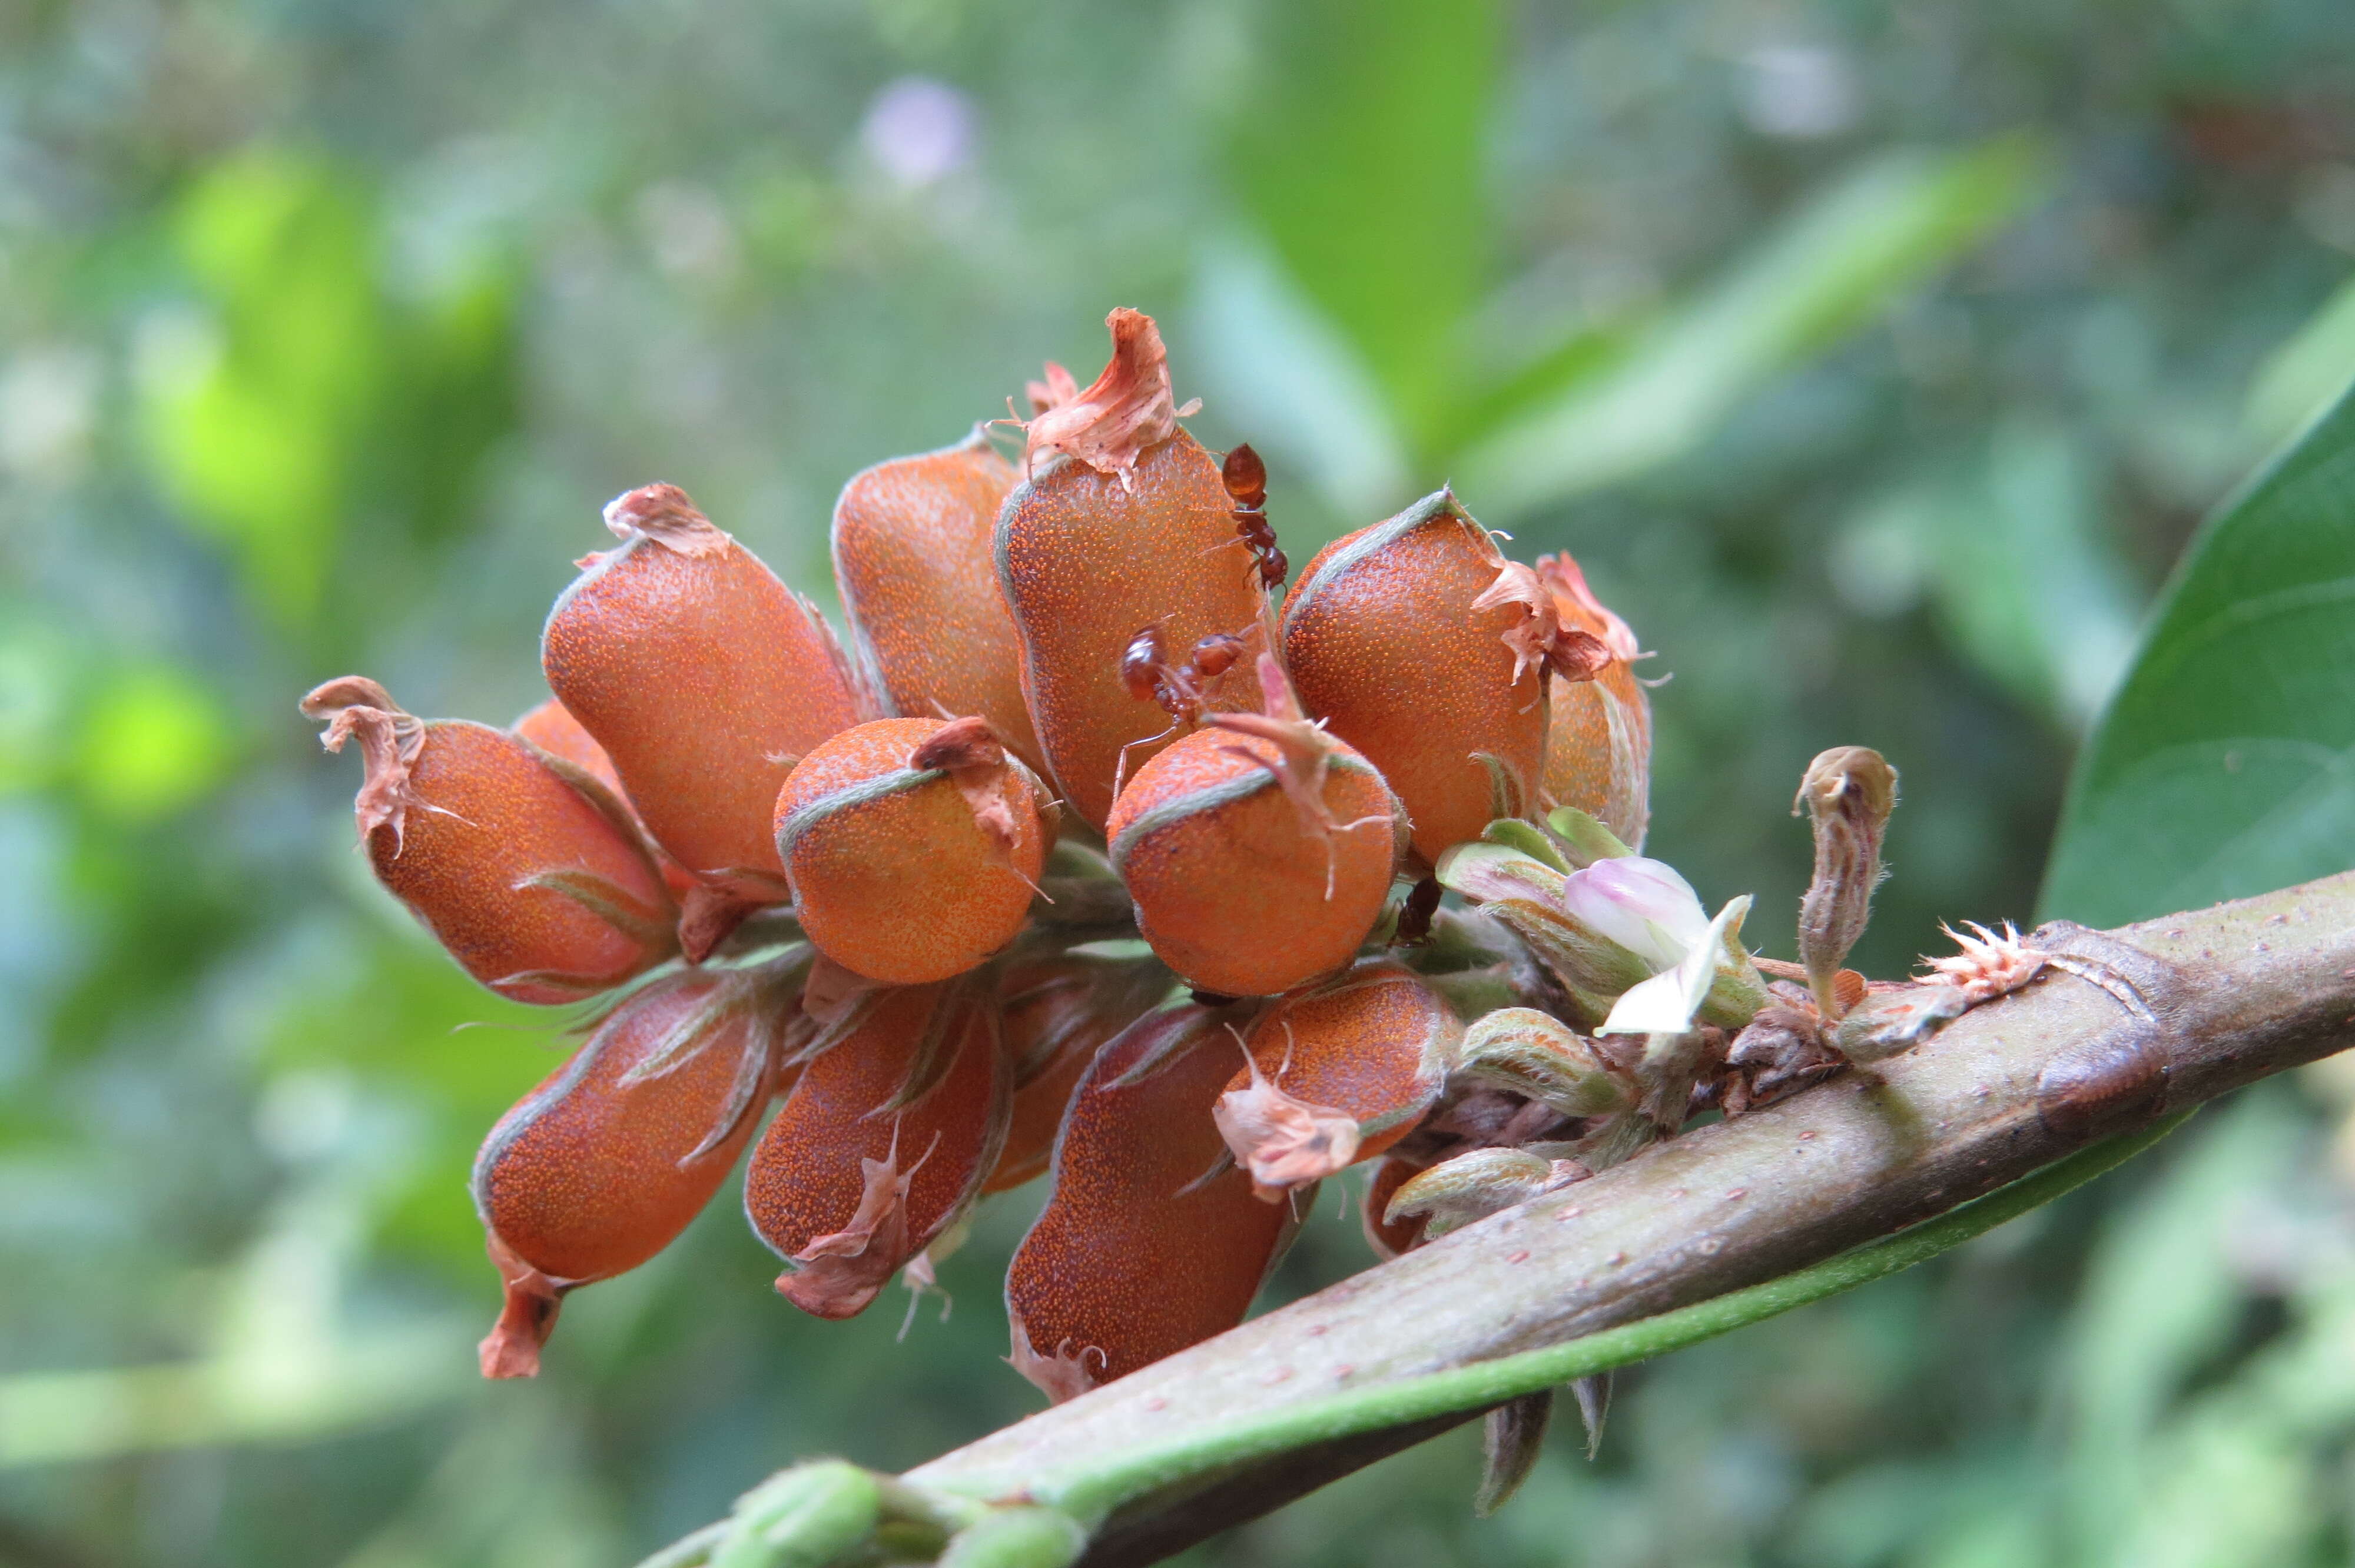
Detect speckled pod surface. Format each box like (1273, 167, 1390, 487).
(773, 717, 1052, 985)
(471, 966, 782, 1374)
(984, 955, 1172, 1194)
(1230, 961, 1458, 1167)
(995, 431, 1268, 830)
(1282, 490, 1547, 865)
(1107, 726, 1403, 997)
(1004, 1003, 1298, 1399)
(542, 506, 864, 896)
(832, 431, 1045, 778)
(514, 697, 701, 901)
(742, 982, 1009, 1320)
(365, 719, 674, 1004)
(1541, 663, 1651, 848)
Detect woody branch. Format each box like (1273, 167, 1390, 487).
(890, 870, 2355, 1566)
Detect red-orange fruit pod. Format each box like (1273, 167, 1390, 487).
(984, 953, 1173, 1194)
(472, 962, 796, 1377)
(994, 310, 1268, 829)
(1004, 1002, 1299, 1402)
(542, 484, 867, 949)
(774, 717, 1054, 985)
(1281, 490, 1550, 866)
(301, 677, 676, 1004)
(513, 697, 702, 902)
(1533, 553, 1652, 849)
(742, 981, 1010, 1320)
(1215, 960, 1458, 1200)
(831, 430, 1046, 779)
(1107, 656, 1405, 997)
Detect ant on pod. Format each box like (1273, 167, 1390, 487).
(1113, 624, 1248, 795)
(1222, 443, 1286, 592)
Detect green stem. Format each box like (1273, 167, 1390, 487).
(1026, 1110, 2192, 1522)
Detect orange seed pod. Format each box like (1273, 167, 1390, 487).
(1215, 961, 1458, 1200)
(301, 677, 675, 1004)
(1004, 1002, 1298, 1401)
(472, 963, 795, 1376)
(995, 311, 1267, 828)
(1282, 490, 1550, 865)
(984, 954, 1173, 1194)
(542, 484, 866, 951)
(1533, 553, 1651, 849)
(1108, 656, 1404, 997)
(513, 696, 702, 903)
(742, 982, 1010, 1320)
(831, 430, 1046, 778)
(774, 717, 1054, 985)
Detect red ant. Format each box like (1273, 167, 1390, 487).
(1220, 444, 1286, 592)
(1113, 624, 1246, 796)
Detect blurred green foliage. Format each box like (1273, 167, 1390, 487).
(1, 0, 2352, 1564)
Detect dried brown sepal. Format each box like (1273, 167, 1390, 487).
(1013, 309, 1200, 489)
(910, 715, 1029, 860)
(1470, 562, 1614, 689)
(783, 1140, 925, 1319)
(477, 1234, 565, 1380)
(1006, 1317, 1105, 1406)
(1027, 363, 1079, 417)
(1212, 1031, 1362, 1202)
(301, 676, 427, 848)
(1793, 746, 1899, 1020)
(1832, 984, 1970, 1064)
(802, 952, 880, 1024)
(1203, 654, 1397, 898)
(602, 481, 732, 558)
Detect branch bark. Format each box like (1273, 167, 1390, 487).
(898, 873, 2355, 1563)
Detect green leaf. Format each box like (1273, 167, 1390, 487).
(1458, 137, 2051, 517)
(2041, 380, 2355, 925)
(1226, 0, 1498, 450)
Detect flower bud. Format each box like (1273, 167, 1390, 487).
(1436, 842, 1767, 1032)
(1384, 1147, 1581, 1239)
(984, 954, 1172, 1194)
(1531, 553, 1651, 849)
(1793, 746, 1899, 1019)
(1214, 961, 1458, 1199)
(1005, 1002, 1296, 1401)
(1109, 656, 1405, 998)
(1454, 1007, 1631, 1118)
(995, 312, 1266, 829)
(1282, 490, 1548, 865)
(301, 677, 676, 1004)
(774, 717, 1054, 985)
(744, 981, 1009, 1321)
(831, 430, 1046, 778)
(472, 964, 793, 1376)
(542, 484, 867, 953)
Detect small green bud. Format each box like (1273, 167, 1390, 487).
(1543, 805, 1633, 866)
(940, 1507, 1088, 1568)
(711, 1461, 878, 1568)
(1833, 984, 1966, 1064)
(1457, 1008, 1630, 1118)
(1385, 1147, 1580, 1238)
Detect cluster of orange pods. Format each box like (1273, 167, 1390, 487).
(305, 309, 1660, 1397)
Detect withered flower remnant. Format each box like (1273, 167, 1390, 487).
(1793, 745, 1899, 1019)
